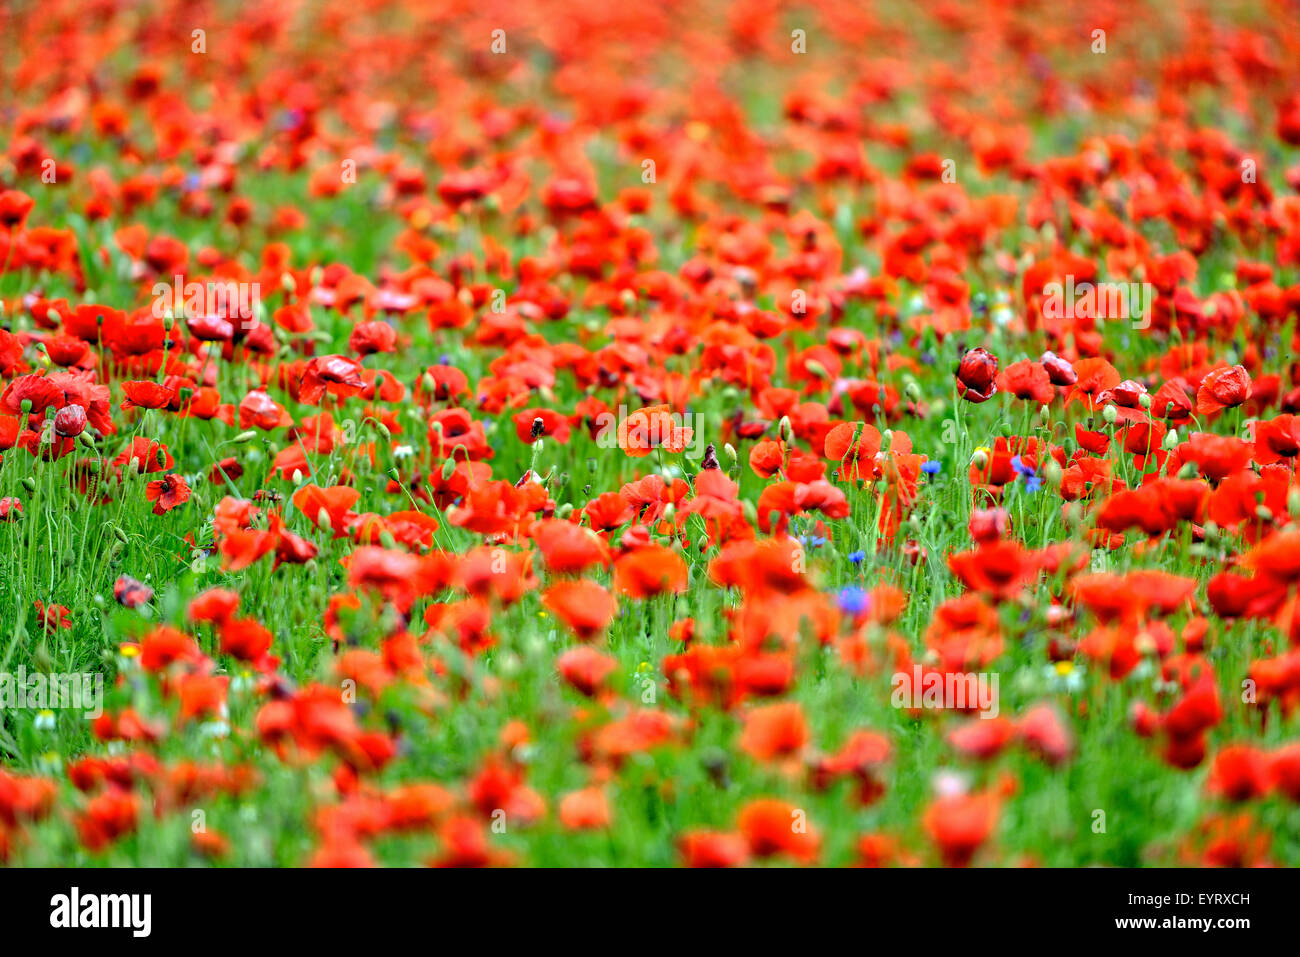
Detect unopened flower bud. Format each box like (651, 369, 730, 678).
(53, 404, 87, 438)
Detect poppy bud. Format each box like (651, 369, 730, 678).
(232, 430, 258, 444)
(905, 380, 922, 403)
(1042, 458, 1063, 488)
(1289, 487, 1300, 520)
(971, 449, 988, 469)
(1102, 404, 1118, 425)
(1163, 428, 1179, 451)
(53, 404, 87, 438)
(1039, 351, 1077, 386)
(724, 443, 737, 464)
(1112, 380, 1147, 407)
(954, 347, 998, 403)
(968, 507, 1008, 543)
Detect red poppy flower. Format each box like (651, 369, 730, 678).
(542, 579, 617, 641)
(1195, 365, 1251, 415)
(954, 347, 998, 403)
(144, 473, 191, 514)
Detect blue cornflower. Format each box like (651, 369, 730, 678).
(837, 586, 870, 615)
(847, 550, 866, 564)
(921, 460, 942, 475)
(1010, 455, 1040, 492)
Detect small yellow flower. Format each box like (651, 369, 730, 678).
(120, 645, 140, 658)
(1054, 661, 1074, 676)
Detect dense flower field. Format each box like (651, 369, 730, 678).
(2, 0, 1300, 868)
